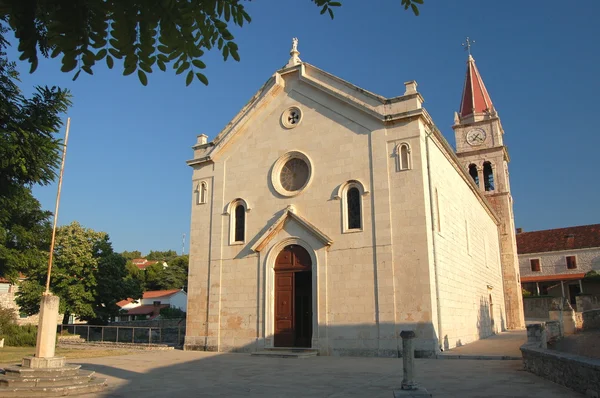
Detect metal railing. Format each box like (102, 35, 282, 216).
(57, 324, 185, 346)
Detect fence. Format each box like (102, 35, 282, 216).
(57, 323, 186, 346)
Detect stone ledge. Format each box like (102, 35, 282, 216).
(521, 342, 600, 396)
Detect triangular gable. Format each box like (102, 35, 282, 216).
(251, 205, 333, 252)
(187, 62, 426, 167)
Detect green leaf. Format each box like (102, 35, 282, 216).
(230, 48, 240, 62)
(329, 1, 342, 6)
(157, 60, 166, 72)
(72, 70, 81, 81)
(223, 45, 229, 61)
(95, 49, 107, 61)
(176, 61, 190, 75)
(196, 72, 208, 86)
(328, 8, 334, 19)
(320, 5, 327, 15)
(186, 70, 193, 86)
(138, 70, 148, 86)
(82, 66, 93, 75)
(123, 64, 136, 76)
(192, 59, 206, 69)
(411, 3, 420, 16)
(106, 55, 114, 69)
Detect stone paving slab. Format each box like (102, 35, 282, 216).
(437, 330, 526, 359)
(58, 349, 582, 397)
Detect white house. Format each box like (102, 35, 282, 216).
(115, 289, 187, 322)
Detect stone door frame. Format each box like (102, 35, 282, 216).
(264, 237, 319, 349)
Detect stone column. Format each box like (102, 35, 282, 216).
(401, 331, 417, 390)
(394, 331, 431, 397)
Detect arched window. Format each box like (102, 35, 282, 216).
(226, 198, 250, 245)
(483, 162, 494, 191)
(396, 143, 411, 171)
(347, 187, 361, 230)
(196, 181, 208, 204)
(234, 204, 245, 242)
(468, 164, 479, 187)
(336, 180, 367, 233)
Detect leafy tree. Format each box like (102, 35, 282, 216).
(159, 306, 186, 319)
(120, 250, 142, 260)
(0, 0, 423, 86)
(162, 255, 188, 291)
(143, 262, 165, 292)
(0, 24, 70, 280)
(17, 221, 142, 324)
(92, 252, 143, 324)
(142, 255, 188, 291)
(146, 250, 178, 262)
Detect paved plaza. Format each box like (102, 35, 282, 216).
(63, 348, 580, 398)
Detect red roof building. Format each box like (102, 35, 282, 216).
(517, 224, 600, 307)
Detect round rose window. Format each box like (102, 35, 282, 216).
(280, 158, 309, 191)
(271, 151, 313, 197)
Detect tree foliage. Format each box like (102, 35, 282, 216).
(146, 250, 178, 262)
(0, 0, 423, 86)
(0, 24, 70, 280)
(120, 250, 142, 260)
(16, 221, 142, 324)
(142, 254, 188, 292)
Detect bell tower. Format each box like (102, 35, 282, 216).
(452, 47, 525, 330)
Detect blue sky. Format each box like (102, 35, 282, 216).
(7, 1, 600, 255)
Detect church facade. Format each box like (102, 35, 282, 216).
(184, 41, 524, 357)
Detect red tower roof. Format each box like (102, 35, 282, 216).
(459, 55, 493, 118)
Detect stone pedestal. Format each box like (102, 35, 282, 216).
(0, 294, 107, 396)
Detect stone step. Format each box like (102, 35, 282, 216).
(0, 377, 106, 397)
(0, 370, 95, 387)
(2, 365, 81, 378)
(251, 348, 319, 358)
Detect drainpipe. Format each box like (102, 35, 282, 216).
(425, 128, 443, 352)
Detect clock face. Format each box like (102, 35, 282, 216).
(466, 128, 486, 146)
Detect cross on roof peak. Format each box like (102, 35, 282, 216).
(462, 37, 475, 57)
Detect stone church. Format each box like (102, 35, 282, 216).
(184, 39, 525, 357)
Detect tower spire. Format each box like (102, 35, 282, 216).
(458, 46, 493, 121)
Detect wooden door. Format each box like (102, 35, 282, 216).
(274, 271, 294, 347)
(274, 245, 312, 347)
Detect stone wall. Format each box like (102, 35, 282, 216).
(576, 294, 600, 312)
(522, 322, 600, 396)
(521, 345, 600, 396)
(427, 135, 507, 349)
(522, 296, 557, 319)
(582, 309, 600, 330)
(0, 285, 39, 326)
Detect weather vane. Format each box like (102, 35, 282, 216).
(462, 37, 475, 56)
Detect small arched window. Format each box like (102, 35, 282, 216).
(483, 162, 494, 191)
(337, 180, 367, 233)
(347, 187, 361, 230)
(226, 198, 250, 245)
(468, 164, 479, 187)
(396, 143, 411, 171)
(196, 181, 208, 204)
(234, 204, 245, 242)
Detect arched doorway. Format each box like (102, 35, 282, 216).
(274, 244, 312, 347)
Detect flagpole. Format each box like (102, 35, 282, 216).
(44, 117, 71, 294)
